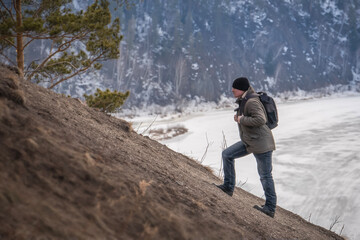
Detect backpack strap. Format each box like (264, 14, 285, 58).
(238, 92, 259, 115)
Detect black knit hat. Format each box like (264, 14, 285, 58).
(232, 77, 250, 91)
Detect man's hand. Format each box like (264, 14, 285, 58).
(234, 114, 242, 123)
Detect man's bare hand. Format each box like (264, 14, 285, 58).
(234, 114, 242, 123)
(237, 115, 242, 123)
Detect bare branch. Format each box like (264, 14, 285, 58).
(200, 133, 213, 164)
(329, 215, 341, 231)
(0, 36, 16, 48)
(141, 115, 158, 135)
(236, 178, 248, 188)
(0, 0, 15, 22)
(218, 130, 228, 178)
(339, 224, 344, 235)
(48, 72, 57, 85)
(0, 51, 17, 66)
(33, 2, 45, 18)
(23, 37, 35, 49)
(136, 122, 143, 132)
(25, 59, 39, 73)
(200, 142, 210, 164)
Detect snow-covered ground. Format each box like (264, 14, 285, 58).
(128, 95, 360, 239)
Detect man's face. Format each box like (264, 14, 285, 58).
(232, 88, 245, 98)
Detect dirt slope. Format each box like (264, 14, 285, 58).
(0, 65, 343, 240)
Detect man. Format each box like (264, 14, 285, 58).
(215, 77, 277, 218)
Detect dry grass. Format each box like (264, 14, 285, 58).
(0, 64, 25, 105)
(139, 180, 153, 196)
(148, 126, 188, 140)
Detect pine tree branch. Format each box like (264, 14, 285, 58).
(7, 31, 87, 51)
(0, 11, 5, 21)
(49, 53, 105, 89)
(22, 32, 72, 48)
(21, 33, 77, 40)
(0, 0, 15, 22)
(48, 65, 91, 89)
(13, 0, 20, 22)
(25, 31, 90, 80)
(48, 61, 78, 69)
(25, 60, 78, 76)
(0, 36, 16, 48)
(33, 2, 45, 19)
(25, 42, 72, 80)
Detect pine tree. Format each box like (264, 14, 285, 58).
(84, 88, 130, 113)
(0, 0, 122, 88)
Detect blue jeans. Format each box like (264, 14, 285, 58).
(222, 141, 277, 211)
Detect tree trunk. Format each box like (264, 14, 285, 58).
(15, 0, 24, 78)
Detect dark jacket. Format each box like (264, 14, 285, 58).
(236, 87, 276, 154)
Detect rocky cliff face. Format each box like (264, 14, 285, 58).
(35, 0, 360, 107)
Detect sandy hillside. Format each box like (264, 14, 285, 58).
(0, 65, 344, 240)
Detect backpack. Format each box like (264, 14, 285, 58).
(253, 92, 278, 130)
(236, 91, 279, 130)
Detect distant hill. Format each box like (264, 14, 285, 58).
(0, 65, 345, 239)
(45, 0, 360, 108)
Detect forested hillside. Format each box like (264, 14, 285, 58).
(6, 0, 360, 108)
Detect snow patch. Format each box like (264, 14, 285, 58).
(205, 21, 211, 31)
(283, 0, 293, 4)
(221, 0, 250, 15)
(191, 63, 199, 70)
(137, 13, 153, 42)
(157, 26, 165, 37)
(352, 68, 360, 82)
(264, 76, 276, 88)
(252, 11, 267, 26)
(320, 0, 344, 22)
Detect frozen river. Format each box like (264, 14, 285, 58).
(129, 95, 360, 239)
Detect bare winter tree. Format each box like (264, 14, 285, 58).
(174, 55, 186, 99)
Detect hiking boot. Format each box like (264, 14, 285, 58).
(213, 184, 233, 196)
(253, 205, 275, 218)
